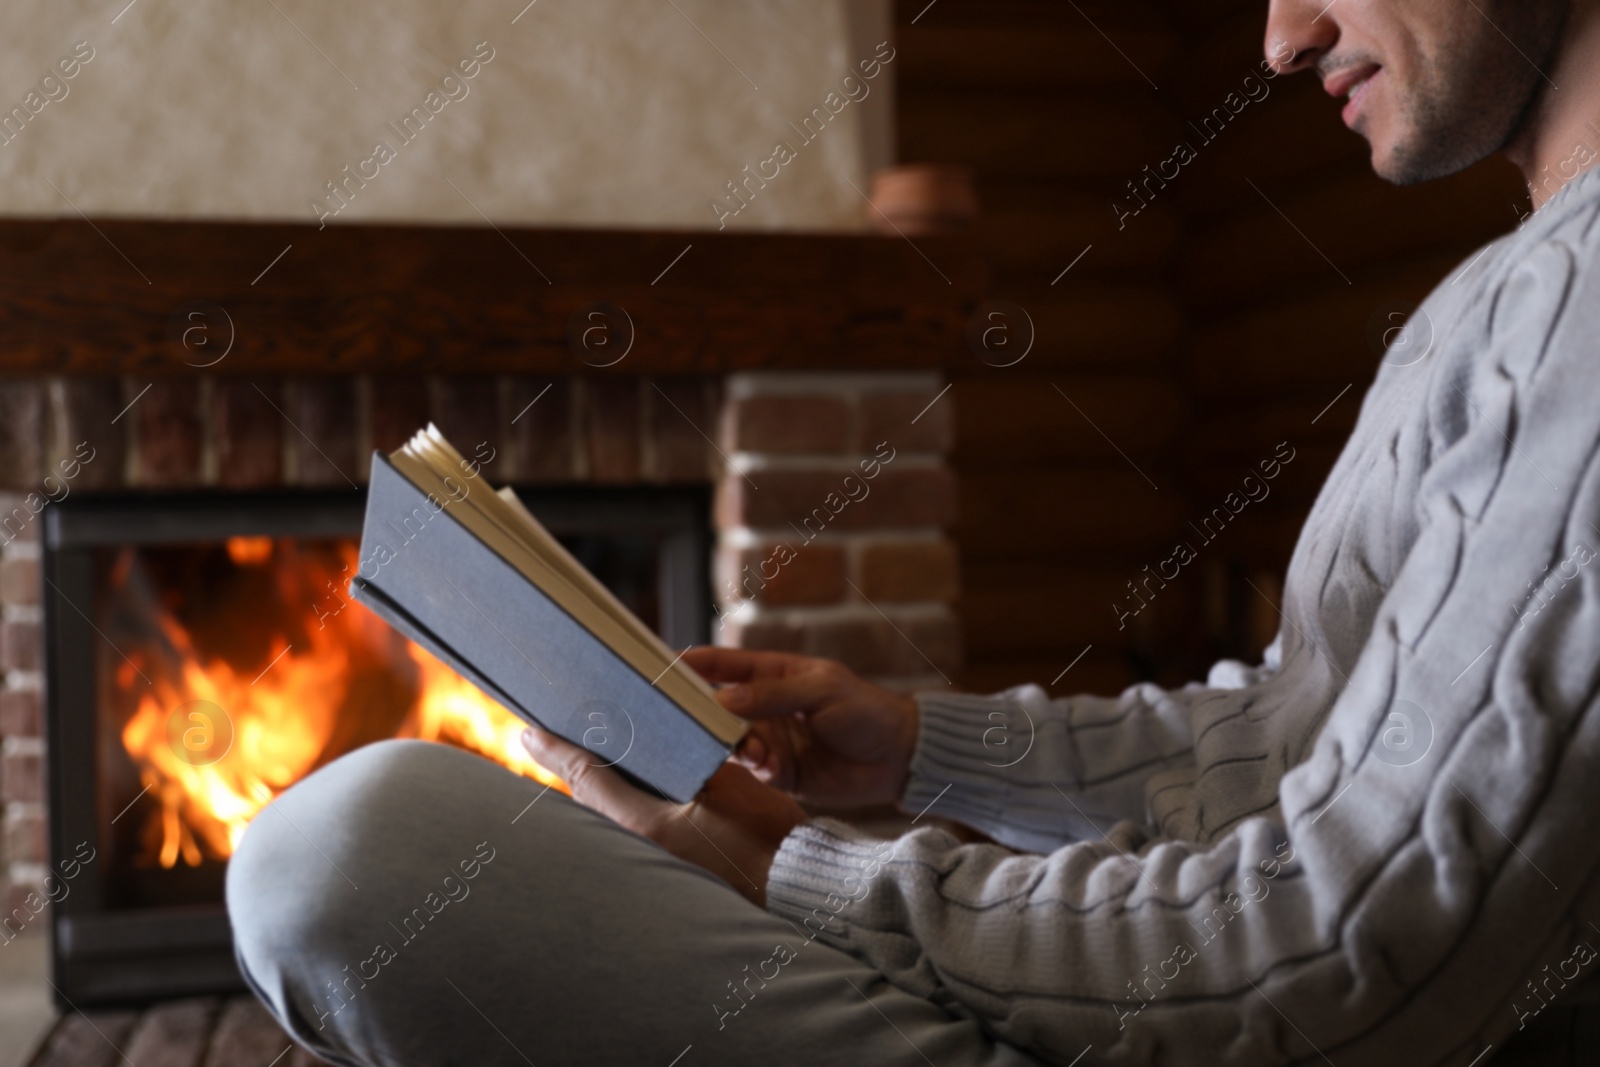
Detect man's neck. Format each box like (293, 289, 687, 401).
(1507, 0, 1600, 211)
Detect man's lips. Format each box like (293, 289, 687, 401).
(1324, 64, 1382, 128)
(1323, 63, 1381, 100)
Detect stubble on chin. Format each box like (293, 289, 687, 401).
(1377, 1, 1565, 185)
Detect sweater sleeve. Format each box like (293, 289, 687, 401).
(766, 222, 1600, 1066)
(899, 646, 1278, 854)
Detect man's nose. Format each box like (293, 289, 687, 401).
(1264, 0, 1341, 76)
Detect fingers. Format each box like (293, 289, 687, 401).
(718, 667, 843, 721)
(685, 648, 856, 722)
(520, 726, 660, 830)
(681, 646, 811, 684)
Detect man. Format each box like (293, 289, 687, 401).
(228, 0, 1600, 1063)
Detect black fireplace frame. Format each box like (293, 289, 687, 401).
(42, 485, 710, 1005)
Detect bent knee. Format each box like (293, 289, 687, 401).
(226, 740, 521, 1048)
(229, 739, 464, 902)
(227, 738, 513, 935)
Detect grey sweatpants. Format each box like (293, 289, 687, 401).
(226, 739, 1047, 1066)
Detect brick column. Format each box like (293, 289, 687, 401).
(713, 373, 961, 690)
(0, 496, 45, 914)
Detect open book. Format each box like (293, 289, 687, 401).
(349, 426, 745, 802)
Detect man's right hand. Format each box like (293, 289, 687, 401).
(681, 647, 921, 810)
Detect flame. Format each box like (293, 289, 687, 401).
(225, 536, 274, 566)
(398, 644, 567, 789)
(118, 540, 566, 869)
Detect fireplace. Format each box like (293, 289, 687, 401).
(41, 485, 709, 1003)
(0, 220, 976, 1015)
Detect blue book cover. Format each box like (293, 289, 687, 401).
(350, 451, 735, 802)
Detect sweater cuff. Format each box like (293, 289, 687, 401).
(764, 818, 900, 952)
(900, 688, 1056, 830)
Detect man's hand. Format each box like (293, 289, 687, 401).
(520, 725, 807, 908)
(682, 648, 920, 810)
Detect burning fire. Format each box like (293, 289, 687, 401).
(402, 643, 569, 796)
(118, 538, 566, 869)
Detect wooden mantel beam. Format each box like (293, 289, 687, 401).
(0, 219, 988, 377)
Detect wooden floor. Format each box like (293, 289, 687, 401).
(28, 996, 328, 1067)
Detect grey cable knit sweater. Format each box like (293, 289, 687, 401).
(765, 165, 1600, 1067)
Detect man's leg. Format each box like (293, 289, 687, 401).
(227, 739, 1045, 1066)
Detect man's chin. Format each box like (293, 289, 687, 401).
(1369, 145, 1425, 186)
(1359, 123, 1411, 186)
(1368, 127, 1476, 187)
(1363, 92, 1533, 187)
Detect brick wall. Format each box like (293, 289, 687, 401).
(713, 372, 961, 690)
(0, 369, 965, 910)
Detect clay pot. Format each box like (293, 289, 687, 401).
(867, 164, 979, 235)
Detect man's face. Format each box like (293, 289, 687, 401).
(1265, 0, 1567, 184)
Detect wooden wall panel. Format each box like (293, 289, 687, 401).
(899, 91, 1182, 180)
(1005, 287, 1185, 368)
(1182, 257, 1462, 398)
(897, 0, 1197, 693)
(956, 467, 1186, 557)
(898, 24, 1173, 90)
(957, 374, 1188, 464)
(973, 182, 1180, 278)
(963, 561, 1203, 658)
(1181, 162, 1525, 311)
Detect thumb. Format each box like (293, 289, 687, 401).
(731, 720, 798, 794)
(521, 726, 654, 823)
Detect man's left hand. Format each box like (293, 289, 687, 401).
(521, 725, 808, 908)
